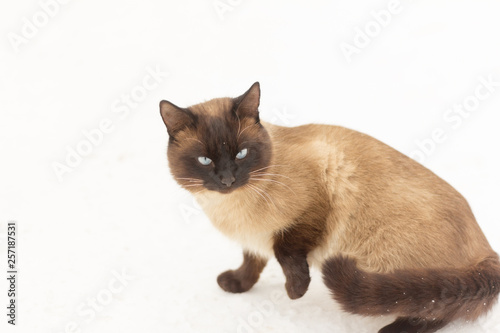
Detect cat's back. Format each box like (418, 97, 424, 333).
(265, 121, 453, 190)
(264, 122, 493, 271)
(264, 121, 382, 153)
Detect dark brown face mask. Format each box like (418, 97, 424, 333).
(160, 82, 272, 194)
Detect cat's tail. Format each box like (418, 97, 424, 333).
(322, 255, 500, 322)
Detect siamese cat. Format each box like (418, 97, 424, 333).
(159, 82, 500, 333)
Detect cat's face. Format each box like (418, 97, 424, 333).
(160, 82, 272, 194)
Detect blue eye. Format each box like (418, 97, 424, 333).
(236, 148, 248, 160)
(198, 156, 212, 165)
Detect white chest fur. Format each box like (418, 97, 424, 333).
(194, 190, 286, 259)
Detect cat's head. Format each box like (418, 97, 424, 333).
(160, 82, 272, 194)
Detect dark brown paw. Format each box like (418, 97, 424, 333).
(217, 270, 250, 293)
(285, 274, 310, 299)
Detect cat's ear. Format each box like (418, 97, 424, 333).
(159, 100, 197, 137)
(233, 82, 260, 120)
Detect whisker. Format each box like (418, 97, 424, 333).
(260, 186, 278, 208)
(183, 184, 203, 187)
(244, 184, 264, 203)
(235, 111, 241, 138)
(249, 178, 295, 194)
(185, 138, 204, 145)
(246, 184, 272, 207)
(250, 165, 287, 174)
(181, 180, 202, 183)
(238, 123, 258, 140)
(250, 173, 292, 180)
(248, 183, 277, 208)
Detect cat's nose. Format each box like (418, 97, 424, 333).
(220, 175, 236, 187)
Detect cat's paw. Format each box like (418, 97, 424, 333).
(285, 274, 310, 299)
(217, 270, 250, 293)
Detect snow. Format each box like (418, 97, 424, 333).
(1, 0, 500, 332)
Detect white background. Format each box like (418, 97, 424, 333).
(1, 0, 500, 332)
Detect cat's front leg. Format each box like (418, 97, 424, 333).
(273, 230, 312, 300)
(217, 251, 268, 293)
(274, 249, 310, 300)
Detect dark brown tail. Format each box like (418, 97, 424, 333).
(322, 255, 500, 323)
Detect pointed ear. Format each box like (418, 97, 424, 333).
(159, 100, 197, 137)
(233, 82, 260, 120)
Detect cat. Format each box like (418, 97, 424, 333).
(159, 82, 500, 333)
